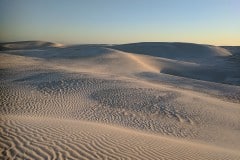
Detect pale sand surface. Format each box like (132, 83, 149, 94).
(1, 115, 240, 160)
(1, 41, 240, 159)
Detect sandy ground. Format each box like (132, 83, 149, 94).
(1, 41, 240, 159)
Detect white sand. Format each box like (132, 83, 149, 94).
(0, 41, 240, 159)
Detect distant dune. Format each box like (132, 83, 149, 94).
(111, 42, 232, 62)
(1, 41, 239, 85)
(0, 41, 64, 50)
(110, 42, 240, 85)
(221, 46, 240, 57)
(1, 41, 240, 159)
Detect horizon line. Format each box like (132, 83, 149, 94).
(1, 40, 240, 47)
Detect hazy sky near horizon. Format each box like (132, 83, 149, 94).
(0, 0, 239, 45)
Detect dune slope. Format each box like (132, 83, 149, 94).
(0, 41, 240, 159)
(111, 42, 240, 85)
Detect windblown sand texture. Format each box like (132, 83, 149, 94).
(1, 41, 240, 159)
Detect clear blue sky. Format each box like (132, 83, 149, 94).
(0, 0, 239, 45)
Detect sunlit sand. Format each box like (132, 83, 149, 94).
(1, 41, 240, 159)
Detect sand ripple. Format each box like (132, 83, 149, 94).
(1, 115, 239, 160)
(1, 44, 240, 159)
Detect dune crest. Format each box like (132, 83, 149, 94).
(0, 41, 64, 50)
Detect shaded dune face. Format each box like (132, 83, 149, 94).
(1, 41, 240, 159)
(137, 72, 240, 103)
(110, 42, 240, 85)
(111, 42, 231, 62)
(1, 44, 110, 60)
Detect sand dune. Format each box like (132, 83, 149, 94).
(110, 42, 240, 85)
(0, 41, 64, 50)
(3, 41, 238, 84)
(110, 42, 232, 62)
(1, 41, 240, 159)
(221, 46, 240, 56)
(1, 115, 239, 160)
